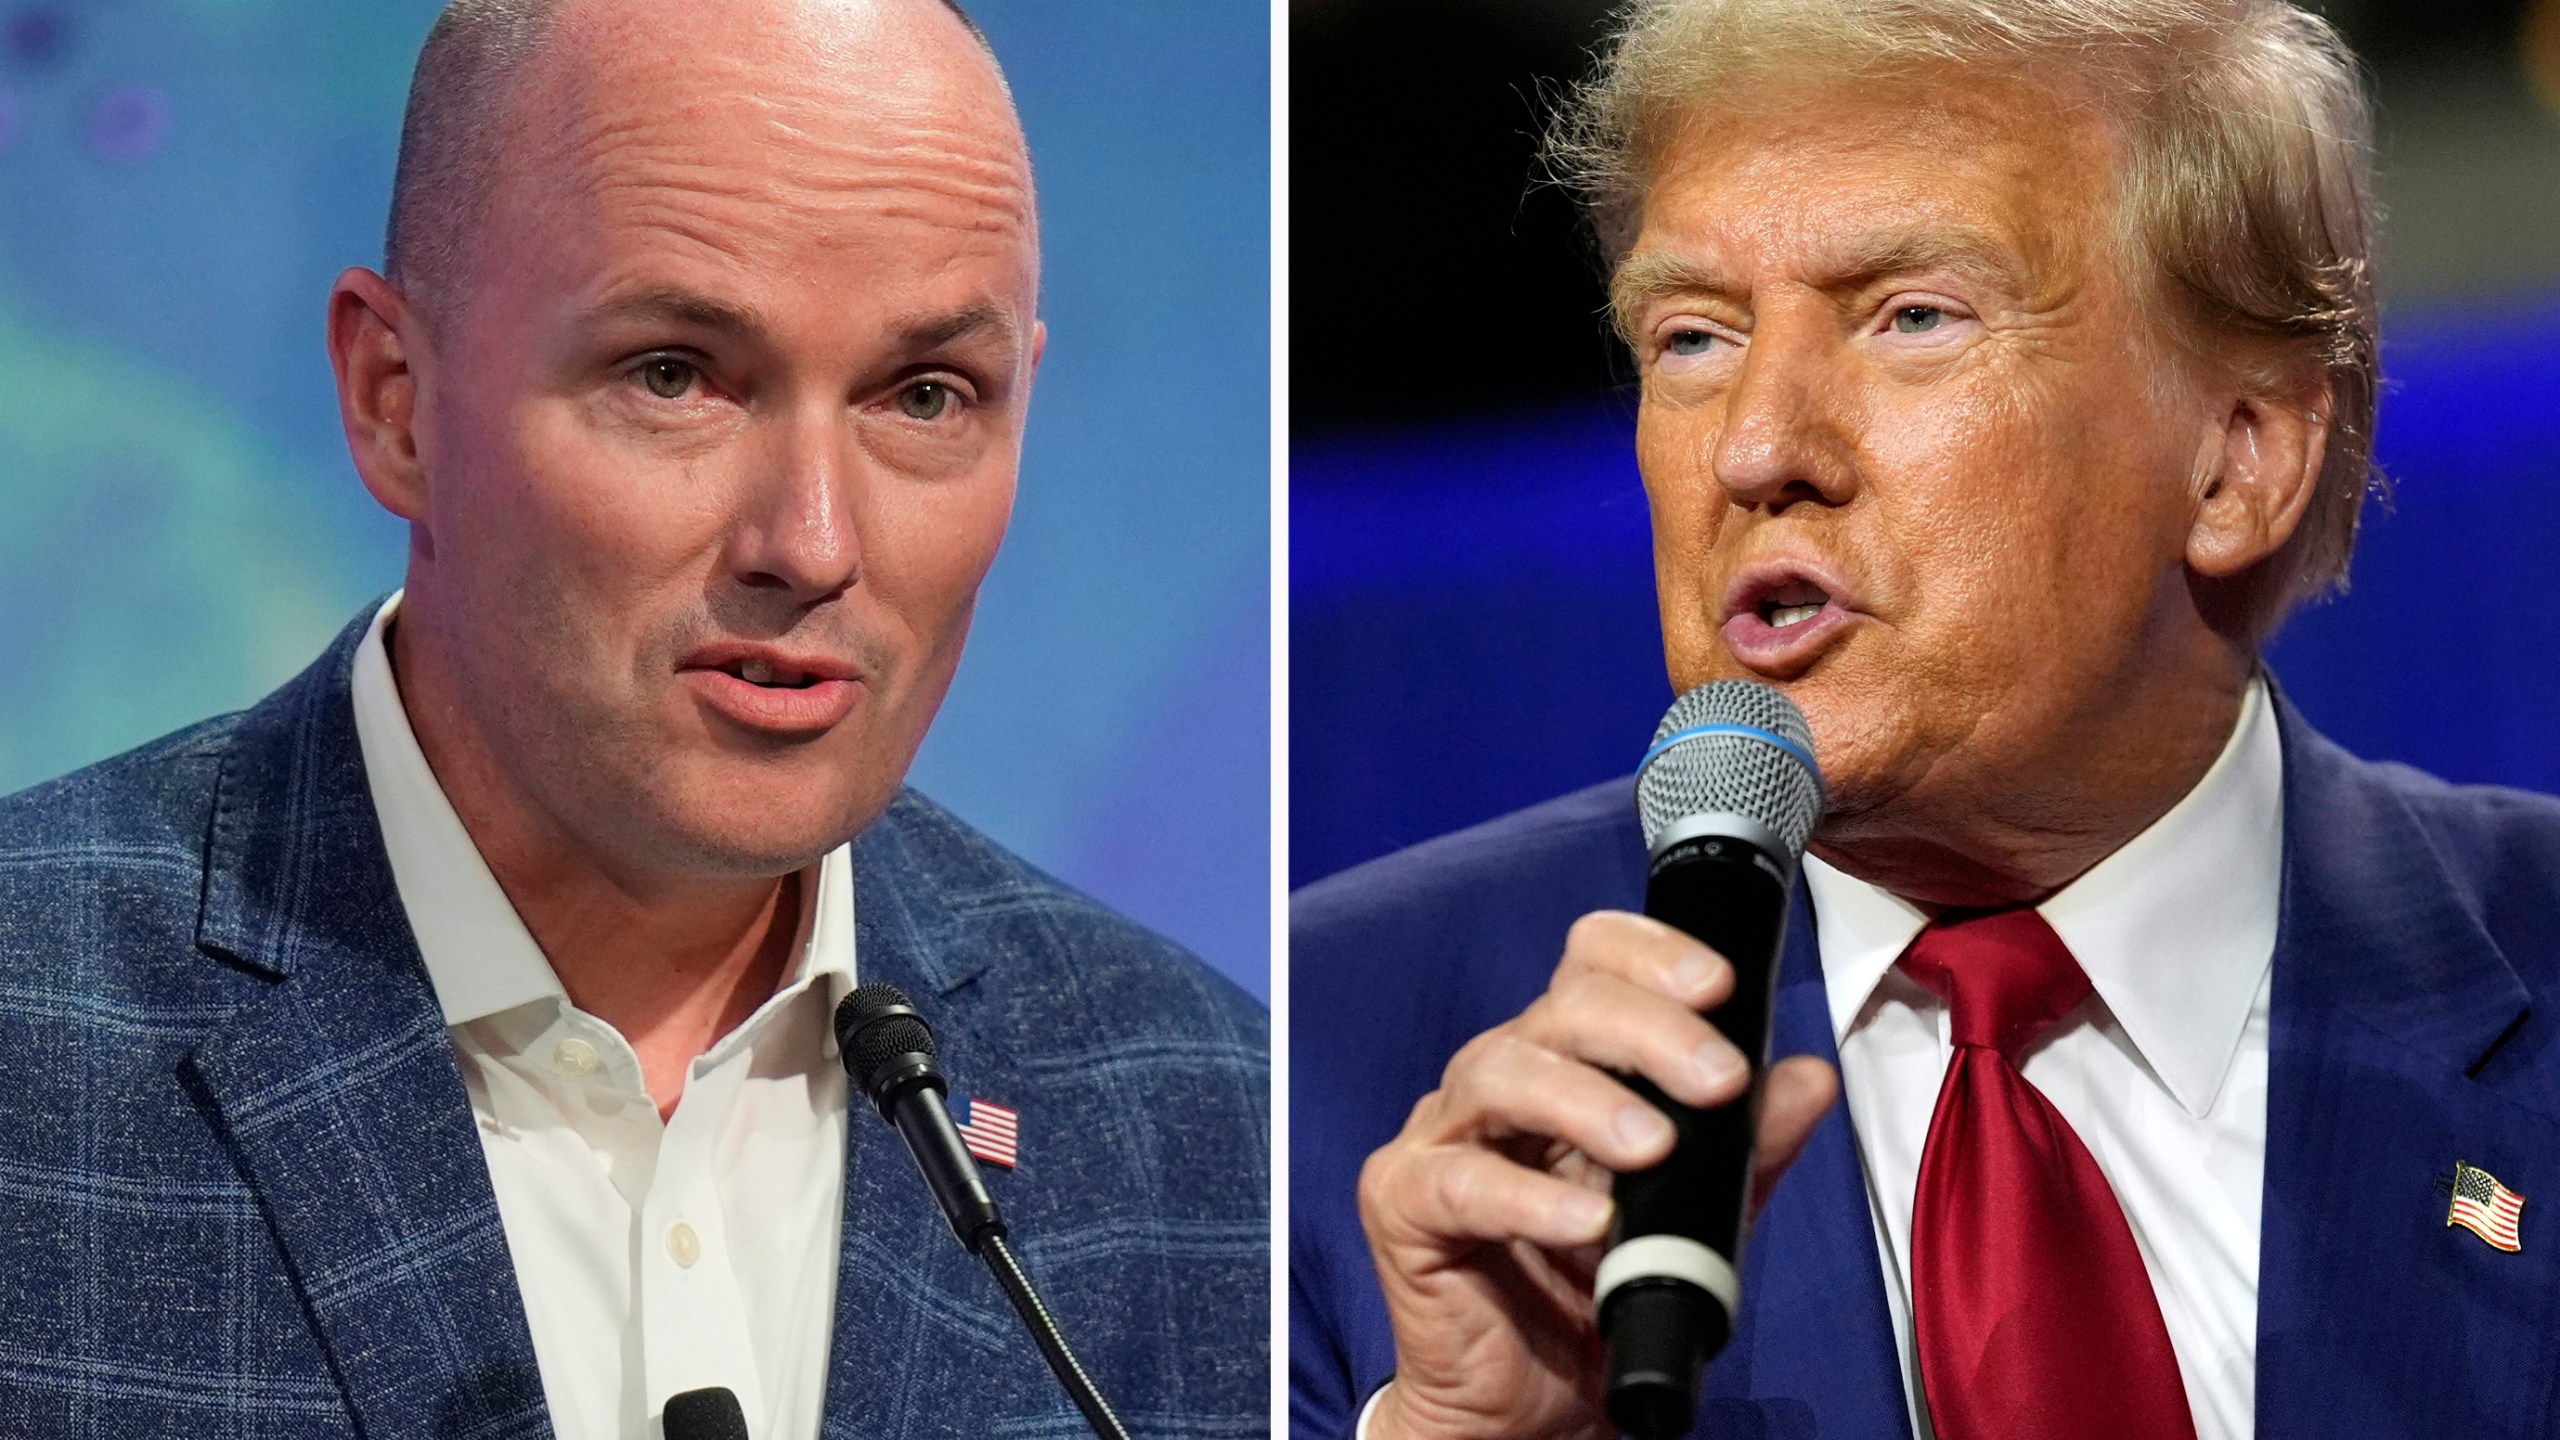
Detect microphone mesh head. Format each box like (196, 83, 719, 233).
(662, 1387, 749, 1440)
(1637, 680, 1824, 858)
(839, 982, 936, 1092)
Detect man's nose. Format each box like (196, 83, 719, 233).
(729, 404, 863, 604)
(1710, 311, 1860, 513)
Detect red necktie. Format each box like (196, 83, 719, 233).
(1901, 909, 2197, 1440)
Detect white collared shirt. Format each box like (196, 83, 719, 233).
(349, 594, 857, 1440)
(1807, 678, 2281, 1440)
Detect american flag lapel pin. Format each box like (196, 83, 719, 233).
(2447, 1160, 2526, 1252)
(955, 1097, 1019, 1169)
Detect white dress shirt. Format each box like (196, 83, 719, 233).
(1808, 677, 2280, 1440)
(349, 594, 857, 1440)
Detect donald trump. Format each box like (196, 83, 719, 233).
(1294, 1, 2560, 1436)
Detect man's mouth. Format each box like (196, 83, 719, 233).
(679, 647, 865, 734)
(1722, 564, 1861, 676)
(1756, 579, 1832, 631)
(723, 658, 825, 689)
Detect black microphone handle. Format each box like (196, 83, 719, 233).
(1601, 828, 1794, 1439)
(871, 1072, 1135, 1440)
(882, 1079, 1005, 1253)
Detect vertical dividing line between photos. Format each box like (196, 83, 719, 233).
(1267, 0, 1292, 1432)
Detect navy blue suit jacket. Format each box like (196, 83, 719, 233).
(1292, 692, 2560, 1437)
(0, 610, 1269, 1439)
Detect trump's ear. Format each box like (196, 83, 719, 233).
(327, 267, 430, 528)
(2184, 373, 2330, 581)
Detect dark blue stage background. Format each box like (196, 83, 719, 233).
(1292, 295, 2560, 889)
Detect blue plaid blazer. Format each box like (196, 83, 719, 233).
(0, 610, 1269, 1439)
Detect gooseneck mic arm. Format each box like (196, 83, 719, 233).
(836, 984, 1133, 1440)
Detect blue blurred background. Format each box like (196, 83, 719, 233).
(1292, 0, 2560, 889)
(0, 0, 1269, 998)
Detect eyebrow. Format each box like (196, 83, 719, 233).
(897, 302, 1019, 352)
(1610, 225, 2028, 336)
(583, 287, 769, 339)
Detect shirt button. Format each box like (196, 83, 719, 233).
(553, 1038, 600, 1076)
(666, 1222, 701, 1269)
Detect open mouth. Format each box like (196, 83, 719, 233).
(1721, 561, 1860, 675)
(1755, 578, 1832, 631)
(679, 648, 864, 733)
(717, 658, 828, 690)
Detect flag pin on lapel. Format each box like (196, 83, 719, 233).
(956, 1097, 1018, 1169)
(2445, 1160, 2525, 1252)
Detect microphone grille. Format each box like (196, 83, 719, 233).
(838, 982, 937, 1092)
(1637, 680, 1824, 858)
(662, 1386, 749, 1440)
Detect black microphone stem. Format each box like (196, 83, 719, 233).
(981, 1232, 1133, 1440)
(836, 984, 1134, 1440)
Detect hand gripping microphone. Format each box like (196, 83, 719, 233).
(1598, 681, 1825, 1439)
(835, 984, 1132, 1440)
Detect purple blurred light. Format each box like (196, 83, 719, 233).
(85, 84, 170, 166)
(5, 8, 69, 72)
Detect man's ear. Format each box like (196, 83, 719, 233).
(2185, 372, 2331, 581)
(327, 267, 430, 526)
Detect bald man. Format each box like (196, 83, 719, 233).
(0, 3, 1266, 1438)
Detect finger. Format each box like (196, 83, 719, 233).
(1748, 1055, 1841, 1215)
(1362, 1138, 1616, 1252)
(1436, 1028, 1683, 1172)
(1557, 909, 1735, 1012)
(1516, 967, 1751, 1109)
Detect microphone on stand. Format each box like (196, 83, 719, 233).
(1597, 680, 1826, 1439)
(835, 984, 1132, 1440)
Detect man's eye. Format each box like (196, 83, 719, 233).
(898, 382, 956, 420)
(1890, 306, 1947, 335)
(1666, 329, 1719, 357)
(637, 358, 699, 400)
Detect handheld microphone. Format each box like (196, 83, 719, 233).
(1598, 681, 1825, 1439)
(835, 984, 1132, 1440)
(662, 1387, 748, 1440)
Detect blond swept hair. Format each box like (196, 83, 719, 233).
(1551, 0, 2381, 631)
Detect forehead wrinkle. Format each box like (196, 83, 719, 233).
(552, 106, 1034, 256)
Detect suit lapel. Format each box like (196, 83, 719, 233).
(1703, 888, 1913, 1440)
(181, 614, 550, 1440)
(2256, 697, 2560, 1437)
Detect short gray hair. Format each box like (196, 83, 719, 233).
(383, 0, 554, 315)
(1551, 0, 2381, 631)
(384, 0, 1000, 319)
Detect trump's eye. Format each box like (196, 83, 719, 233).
(1890, 305, 1948, 335)
(636, 357, 701, 400)
(898, 381, 958, 421)
(1666, 329, 1720, 357)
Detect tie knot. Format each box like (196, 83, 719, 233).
(1899, 908, 2091, 1060)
